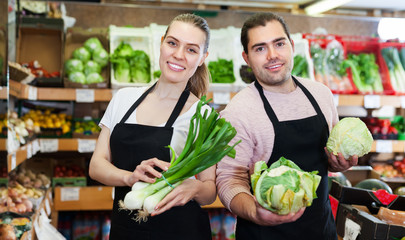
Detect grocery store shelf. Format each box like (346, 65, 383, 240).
(9, 80, 113, 102)
(0, 138, 6, 151)
(54, 186, 113, 211)
(336, 94, 403, 108)
(202, 196, 224, 208)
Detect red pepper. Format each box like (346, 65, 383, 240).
(373, 189, 398, 205)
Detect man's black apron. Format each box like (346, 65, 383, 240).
(109, 84, 211, 240)
(236, 77, 337, 240)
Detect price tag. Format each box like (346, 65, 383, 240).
(364, 95, 380, 109)
(78, 139, 96, 153)
(376, 140, 393, 153)
(401, 96, 405, 108)
(28, 86, 37, 100)
(40, 139, 59, 153)
(333, 94, 339, 107)
(76, 89, 95, 103)
(32, 139, 40, 155)
(213, 92, 231, 105)
(343, 218, 361, 240)
(61, 187, 80, 201)
(26, 143, 33, 159)
(11, 153, 16, 171)
(45, 198, 51, 216)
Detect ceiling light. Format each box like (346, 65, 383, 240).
(305, 0, 353, 16)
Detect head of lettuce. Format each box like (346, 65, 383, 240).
(326, 117, 373, 159)
(251, 157, 321, 215)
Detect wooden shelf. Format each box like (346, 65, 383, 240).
(0, 138, 6, 151)
(0, 86, 6, 99)
(202, 196, 224, 208)
(9, 80, 113, 102)
(54, 186, 113, 211)
(336, 94, 403, 108)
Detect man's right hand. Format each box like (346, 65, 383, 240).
(253, 199, 305, 226)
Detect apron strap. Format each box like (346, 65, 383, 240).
(119, 82, 157, 124)
(254, 80, 280, 124)
(165, 89, 190, 127)
(294, 77, 323, 117)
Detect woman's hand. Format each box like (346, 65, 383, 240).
(150, 178, 200, 216)
(124, 158, 171, 187)
(325, 147, 358, 172)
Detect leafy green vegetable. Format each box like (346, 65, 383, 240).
(326, 117, 373, 159)
(292, 55, 309, 78)
(381, 47, 405, 92)
(153, 70, 161, 79)
(64, 59, 84, 75)
(129, 50, 151, 83)
(83, 60, 101, 76)
(111, 42, 135, 59)
(68, 72, 86, 84)
(72, 47, 91, 63)
(84, 37, 104, 54)
(110, 58, 131, 83)
(251, 157, 321, 215)
(208, 58, 235, 83)
(92, 48, 109, 67)
(86, 72, 104, 84)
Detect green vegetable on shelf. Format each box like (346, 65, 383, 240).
(208, 58, 236, 83)
(381, 47, 405, 93)
(292, 54, 309, 78)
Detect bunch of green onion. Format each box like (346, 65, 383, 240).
(119, 96, 240, 221)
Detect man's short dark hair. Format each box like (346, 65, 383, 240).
(241, 12, 291, 53)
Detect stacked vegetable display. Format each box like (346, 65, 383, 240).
(119, 96, 240, 221)
(110, 42, 151, 84)
(208, 58, 236, 84)
(64, 37, 109, 84)
(381, 46, 405, 93)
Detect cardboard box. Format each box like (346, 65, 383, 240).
(63, 27, 110, 89)
(17, 17, 64, 87)
(343, 166, 381, 186)
(336, 203, 405, 240)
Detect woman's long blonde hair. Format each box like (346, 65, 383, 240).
(163, 13, 210, 98)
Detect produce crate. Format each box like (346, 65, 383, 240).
(109, 25, 155, 89)
(341, 35, 392, 95)
(303, 33, 357, 95)
(52, 177, 87, 187)
(0, 178, 7, 187)
(38, 127, 72, 138)
(72, 117, 101, 139)
(16, 16, 64, 87)
(342, 166, 380, 186)
(377, 42, 405, 95)
(336, 203, 405, 240)
(63, 27, 110, 89)
(207, 27, 245, 92)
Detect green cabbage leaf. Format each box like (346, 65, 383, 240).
(251, 157, 321, 215)
(326, 117, 373, 159)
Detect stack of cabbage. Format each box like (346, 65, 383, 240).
(251, 157, 321, 215)
(326, 117, 373, 159)
(64, 37, 109, 84)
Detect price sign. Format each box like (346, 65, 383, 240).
(364, 95, 380, 109)
(45, 198, 51, 216)
(333, 94, 339, 107)
(76, 89, 95, 102)
(61, 187, 80, 201)
(32, 139, 40, 155)
(344, 218, 361, 240)
(78, 139, 96, 153)
(401, 96, 405, 108)
(213, 92, 231, 105)
(26, 143, 33, 159)
(40, 139, 59, 153)
(28, 86, 38, 100)
(376, 140, 393, 153)
(11, 153, 16, 171)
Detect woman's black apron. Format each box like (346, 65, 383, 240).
(109, 84, 211, 240)
(235, 77, 337, 240)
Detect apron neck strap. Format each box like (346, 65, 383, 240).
(165, 89, 190, 127)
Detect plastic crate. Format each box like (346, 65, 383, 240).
(52, 177, 87, 187)
(303, 33, 358, 95)
(109, 25, 155, 89)
(342, 36, 392, 95)
(378, 42, 405, 95)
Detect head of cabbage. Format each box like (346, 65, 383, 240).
(251, 157, 321, 215)
(326, 117, 373, 159)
